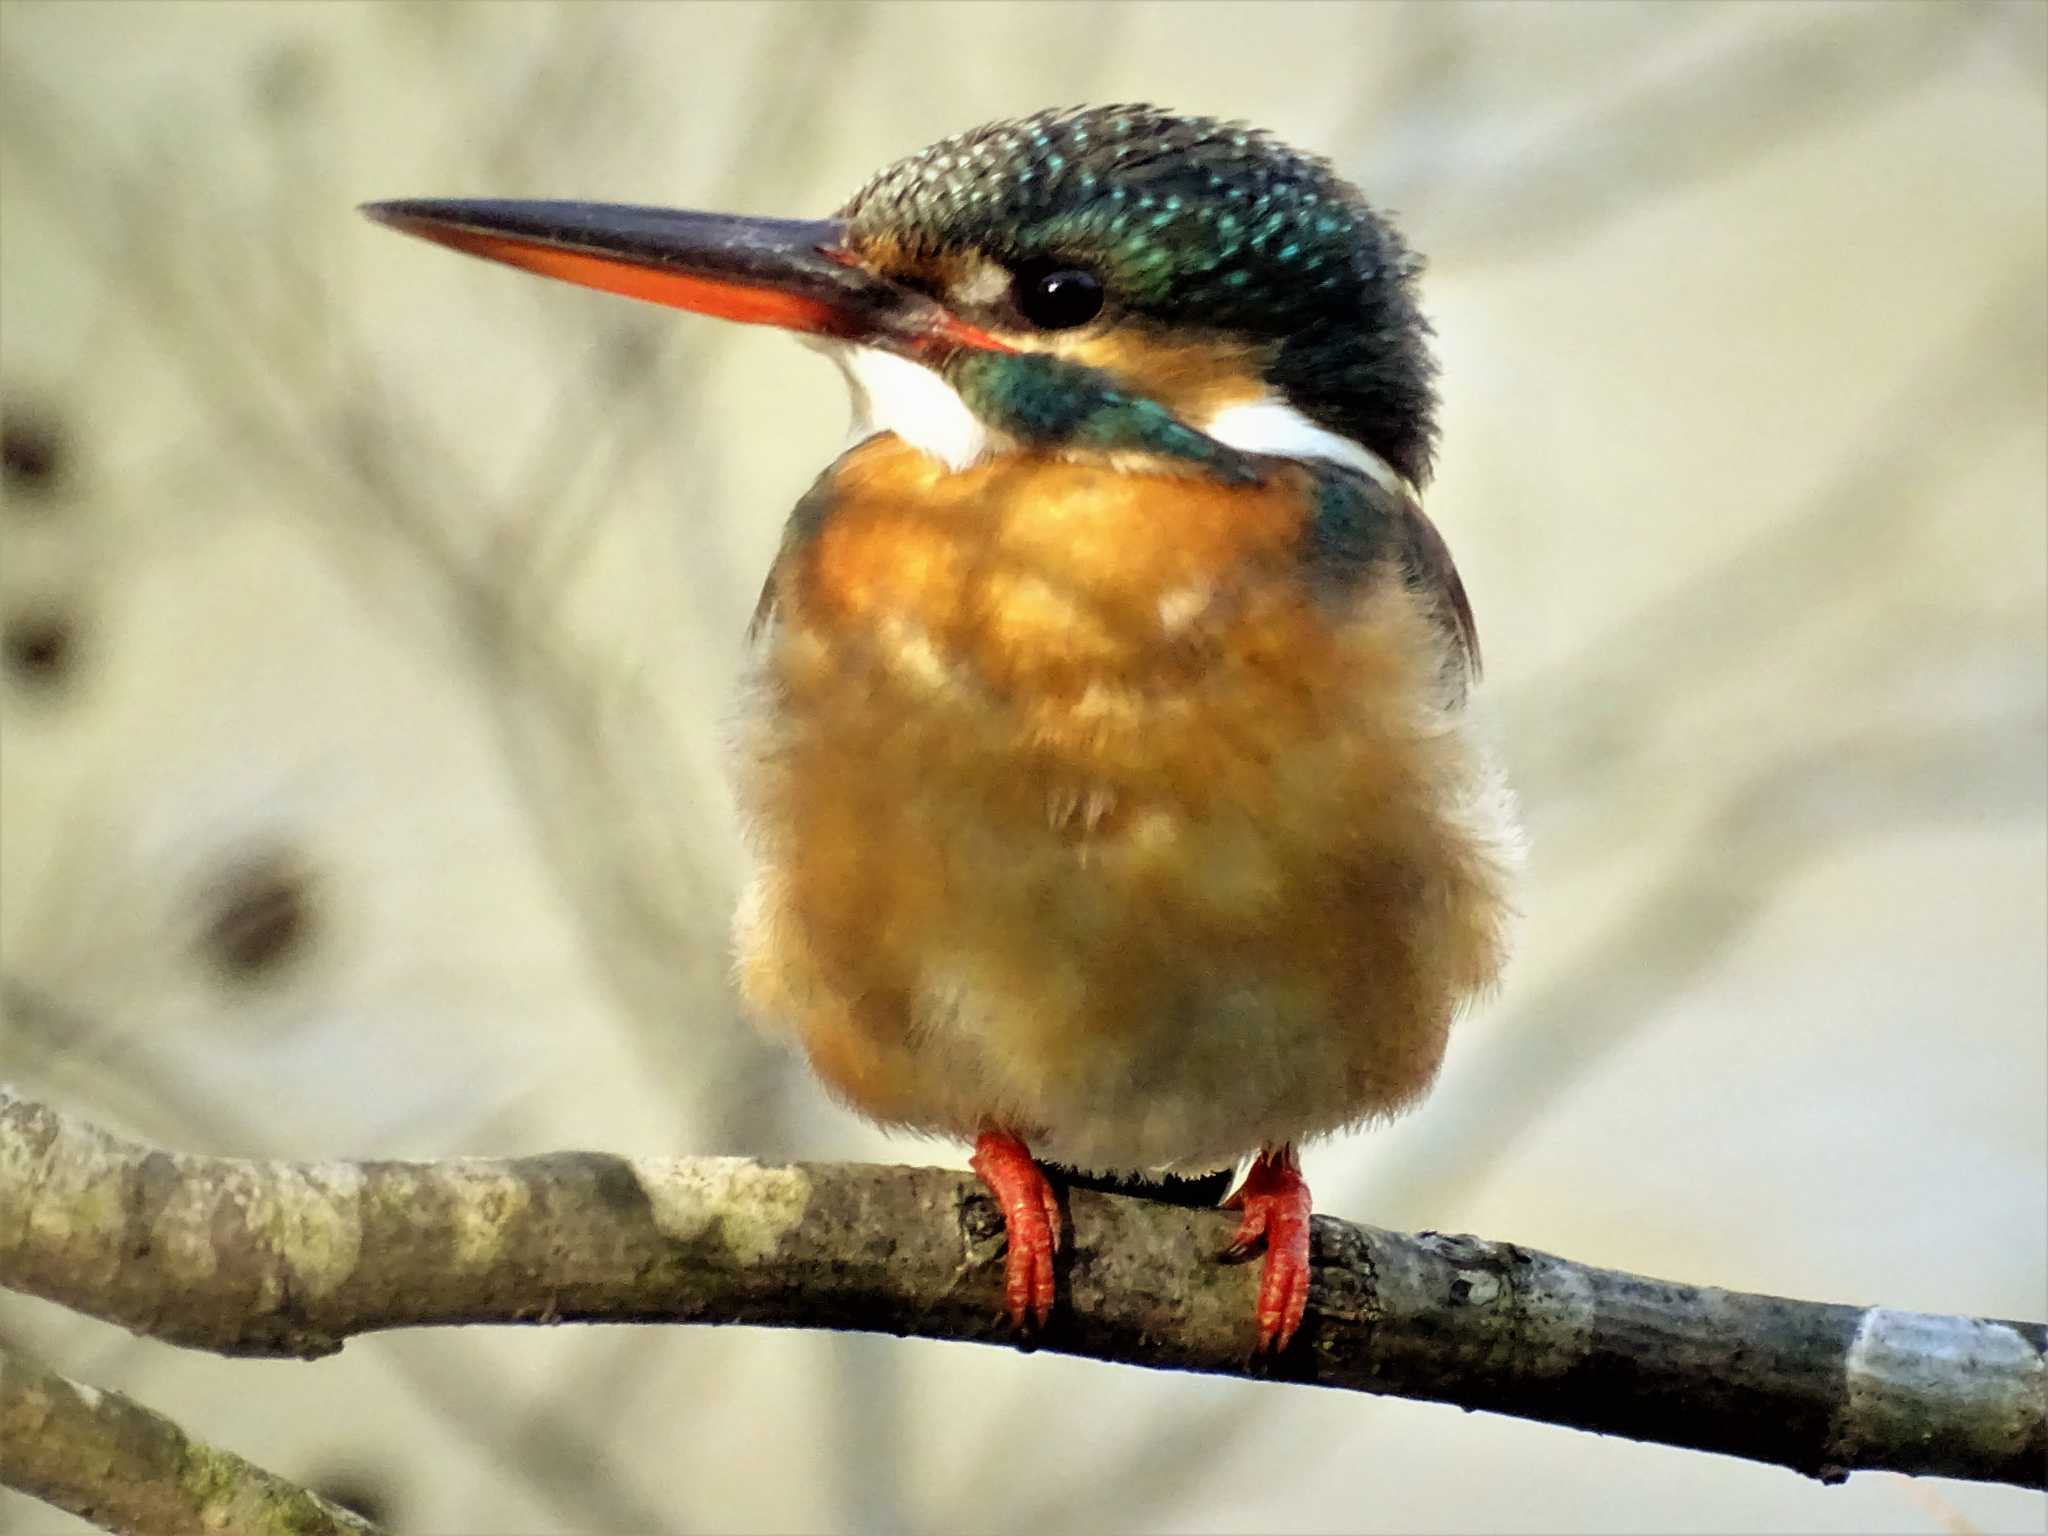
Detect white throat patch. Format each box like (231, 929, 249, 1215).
(828, 344, 989, 472)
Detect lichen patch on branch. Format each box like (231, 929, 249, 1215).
(636, 1156, 813, 1265)
(1827, 1307, 2048, 1479)
(433, 1163, 535, 1270)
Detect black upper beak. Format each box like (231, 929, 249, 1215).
(360, 198, 1005, 357)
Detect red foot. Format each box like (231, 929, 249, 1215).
(970, 1129, 1062, 1333)
(1225, 1147, 1313, 1354)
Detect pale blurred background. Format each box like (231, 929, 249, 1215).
(1, 2, 2043, 1532)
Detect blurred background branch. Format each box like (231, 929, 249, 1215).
(2, 1343, 383, 1536)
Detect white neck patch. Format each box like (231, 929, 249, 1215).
(1202, 395, 1409, 495)
(823, 348, 1406, 494)
(828, 344, 989, 472)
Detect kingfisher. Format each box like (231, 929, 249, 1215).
(365, 105, 1517, 1355)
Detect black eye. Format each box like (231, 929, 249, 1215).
(1014, 263, 1104, 330)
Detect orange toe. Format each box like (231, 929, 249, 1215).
(1226, 1148, 1313, 1353)
(971, 1129, 1061, 1333)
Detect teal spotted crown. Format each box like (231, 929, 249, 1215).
(840, 105, 1439, 485)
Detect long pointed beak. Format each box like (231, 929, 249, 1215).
(360, 198, 1007, 357)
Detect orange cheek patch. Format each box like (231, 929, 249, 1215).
(1054, 331, 1273, 423)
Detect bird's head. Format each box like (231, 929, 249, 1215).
(366, 105, 1436, 489)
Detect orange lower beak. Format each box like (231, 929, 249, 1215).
(361, 199, 1004, 358)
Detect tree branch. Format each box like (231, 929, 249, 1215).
(3, 1087, 2041, 1492)
(0, 1342, 383, 1536)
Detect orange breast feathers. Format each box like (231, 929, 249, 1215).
(779, 435, 1326, 691)
(736, 436, 1516, 1171)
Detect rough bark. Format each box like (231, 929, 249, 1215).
(3, 1087, 2042, 1495)
(0, 1342, 383, 1535)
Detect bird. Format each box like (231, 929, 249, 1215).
(364, 105, 1517, 1355)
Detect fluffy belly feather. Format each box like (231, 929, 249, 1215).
(734, 441, 1515, 1170)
